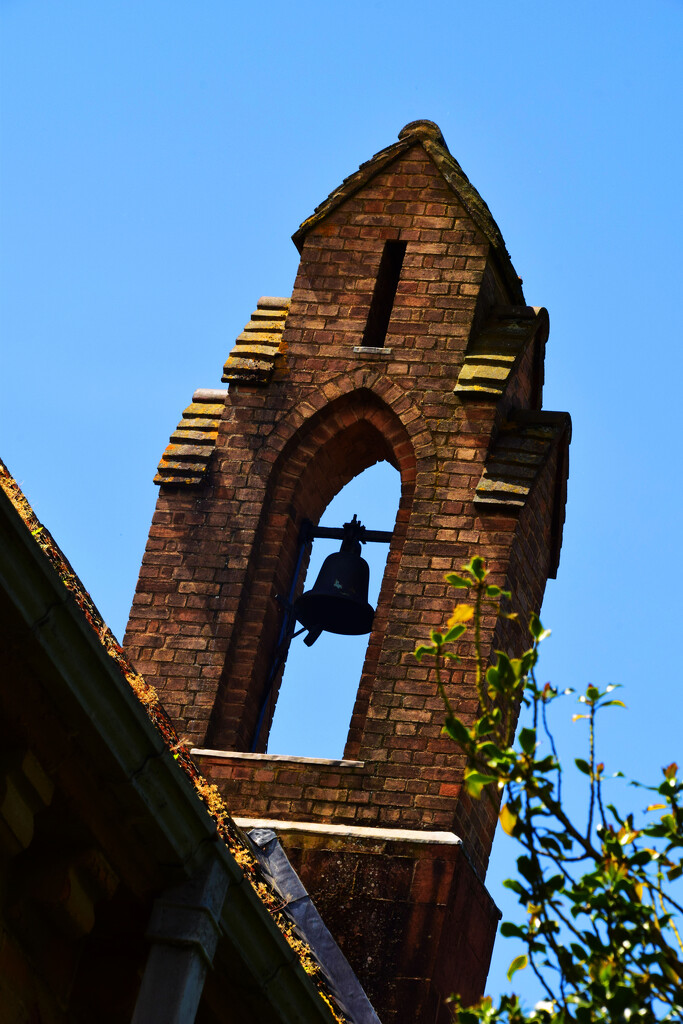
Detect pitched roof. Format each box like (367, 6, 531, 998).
(292, 120, 524, 304)
(0, 458, 350, 1024)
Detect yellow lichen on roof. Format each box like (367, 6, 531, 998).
(0, 459, 349, 1024)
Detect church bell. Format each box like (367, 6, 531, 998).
(294, 516, 375, 646)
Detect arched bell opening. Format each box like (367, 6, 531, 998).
(203, 388, 417, 754)
(266, 460, 401, 759)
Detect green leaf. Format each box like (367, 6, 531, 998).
(486, 665, 500, 692)
(463, 556, 486, 581)
(444, 715, 470, 745)
(500, 921, 525, 937)
(443, 624, 467, 643)
(538, 834, 563, 855)
(486, 584, 501, 597)
(534, 755, 556, 773)
(507, 954, 528, 982)
(518, 727, 536, 756)
(502, 879, 527, 897)
(445, 573, 469, 589)
(413, 645, 433, 662)
(529, 612, 550, 641)
(464, 768, 497, 799)
(477, 709, 502, 734)
(477, 740, 504, 759)
(575, 758, 591, 775)
(502, 879, 528, 897)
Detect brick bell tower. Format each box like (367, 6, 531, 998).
(125, 120, 570, 1023)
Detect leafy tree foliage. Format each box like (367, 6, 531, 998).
(416, 558, 683, 1023)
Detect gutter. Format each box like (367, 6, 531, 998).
(0, 477, 341, 1024)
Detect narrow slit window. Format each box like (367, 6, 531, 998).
(362, 240, 407, 348)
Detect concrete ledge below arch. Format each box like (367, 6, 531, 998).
(192, 748, 365, 769)
(234, 816, 462, 846)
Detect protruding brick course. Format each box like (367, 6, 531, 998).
(125, 120, 570, 1022)
(154, 388, 227, 486)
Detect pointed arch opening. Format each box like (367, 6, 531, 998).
(266, 459, 401, 759)
(204, 388, 419, 755)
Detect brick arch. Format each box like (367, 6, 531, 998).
(205, 386, 422, 753)
(254, 368, 437, 477)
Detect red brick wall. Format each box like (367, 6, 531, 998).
(247, 825, 500, 1024)
(125, 131, 569, 1016)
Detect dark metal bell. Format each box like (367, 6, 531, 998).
(294, 517, 375, 642)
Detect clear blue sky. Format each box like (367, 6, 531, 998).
(2, 0, 682, 1007)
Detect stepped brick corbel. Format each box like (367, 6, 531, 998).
(154, 388, 228, 487)
(474, 411, 571, 578)
(454, 305, 549, 404)
(222, 296, 291, 386)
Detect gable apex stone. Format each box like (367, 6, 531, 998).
(292, 120, 524, 304)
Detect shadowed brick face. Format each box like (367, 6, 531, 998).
(125, 121, 570, 1023)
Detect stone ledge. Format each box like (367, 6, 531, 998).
(192, 748, 365, 769)
(233, 816, 462, 846)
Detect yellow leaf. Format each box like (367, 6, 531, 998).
(447, 604, 474, 627)
(499, 803, 517, 836)
(507, 954, 528, 981)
